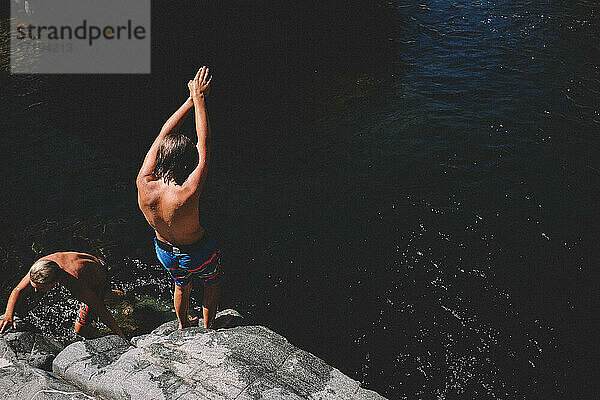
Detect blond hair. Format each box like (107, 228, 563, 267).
(29, 260, 59, 284)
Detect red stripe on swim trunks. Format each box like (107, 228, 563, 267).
(165, 251, 219, 273)
(163, 251, 220, 272)
(186, 252, 219, 272)
(204, 271, 220, 281)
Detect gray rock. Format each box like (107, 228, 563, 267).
(53, 309, 386, 399)
(0, 330, 98, 399)
(0, 362, 98, 399)
(0, 331, 63, 370)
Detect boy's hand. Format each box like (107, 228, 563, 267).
(188, 66, 212, 99)
(0, 314, 16, 333)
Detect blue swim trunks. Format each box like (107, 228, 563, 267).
(154, 235, 222, 287)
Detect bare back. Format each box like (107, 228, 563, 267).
(40, 252, 105, 291)
(137, 178, 205, 246)
(137, 72, 211, 247)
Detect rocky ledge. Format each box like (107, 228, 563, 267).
(1, 310, 386, 399)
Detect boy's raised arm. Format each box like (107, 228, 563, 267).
(184, 66, 212, 192)
(136, 96, 194, 183)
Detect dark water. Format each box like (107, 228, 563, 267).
(1, 1, 599, 399)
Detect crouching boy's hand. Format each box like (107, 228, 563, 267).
(0, 314, 16, 333)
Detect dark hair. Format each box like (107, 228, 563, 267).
(154, 134, 199, 185)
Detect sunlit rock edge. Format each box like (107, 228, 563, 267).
(0, 309, 386, 400)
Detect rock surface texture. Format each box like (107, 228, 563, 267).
(0, 330, 62, 370)
(2, 310, 386, 399)
(0, 362, 98, 400)
(0, 331, 99, 399)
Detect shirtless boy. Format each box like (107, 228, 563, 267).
(137, 66, 222, 329)
(0, 252, 125, 339)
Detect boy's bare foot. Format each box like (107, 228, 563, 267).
(179, 316, 199, 329)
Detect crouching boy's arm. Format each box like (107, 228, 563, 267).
(0, 274, 32, 333)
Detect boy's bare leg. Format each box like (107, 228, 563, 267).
(174, 283, 198, 329)
(202, 282, 220, 329)
(74, 320, 88, 337)
(74, 320, 102, 339)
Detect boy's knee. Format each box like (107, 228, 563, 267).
(74, 322, 83, 335)
(74, 321, 92, 337)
